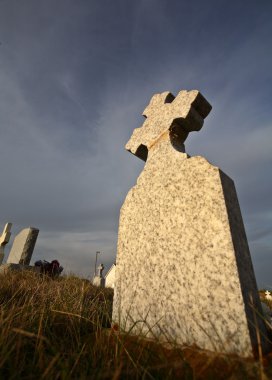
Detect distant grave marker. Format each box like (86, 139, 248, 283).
(0, 223, 12, 264)
(113, 89, 269, 357)
(93, 263, 105, 287)
(6, 227, 39, 265)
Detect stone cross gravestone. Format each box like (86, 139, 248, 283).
(6, 227, 39, 265)
(0, 223, 12, 264)
(93, 263, 105, 287)
(113, 89, 269, 357)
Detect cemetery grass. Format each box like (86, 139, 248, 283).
(0, 273, 272, 380)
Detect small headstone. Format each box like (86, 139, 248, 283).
(113, 89, 269, 357)
(93, 263, 105, 287)
(0, 222, 12, 264)
(6, 227, 39, 265)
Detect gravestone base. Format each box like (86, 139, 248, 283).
(113, 146, 270, 357)
(93, 276, 105, 287)
(0, 263, 41, 275)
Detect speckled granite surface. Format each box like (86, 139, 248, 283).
(113, 90, 269, 357)
(126, 90, 211, 161)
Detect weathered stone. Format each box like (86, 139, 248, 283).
(113, 89, 269, 357)
(126, 90, 211, 161)
(0, 223, 12, 264)
(6, 227, 39, 265)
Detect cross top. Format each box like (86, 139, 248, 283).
(126, 90, 212, 161)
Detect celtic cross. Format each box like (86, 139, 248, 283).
(126, 90, 212, 161)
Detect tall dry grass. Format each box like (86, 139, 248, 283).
(0, 270, 271, 379)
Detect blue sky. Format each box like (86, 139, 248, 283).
(0, 0, 271, 287)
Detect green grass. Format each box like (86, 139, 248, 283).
(0, 271, 271, 379)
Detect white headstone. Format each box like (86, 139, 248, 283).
(113, 89, 269, 357)
(0, 223, 12, 264)
(93, 263, 105, 287)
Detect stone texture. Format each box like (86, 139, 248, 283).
(126, 90, 211, 161)
(0, 223, 12, 264)
(105, 263, 116, 288)
(113, 89, 269, 357)
(7, 227, 39, 265)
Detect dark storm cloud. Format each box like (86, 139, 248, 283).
(0, 0, 271, 281)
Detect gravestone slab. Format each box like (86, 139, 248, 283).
(93, 263, 105, 287)
(6, 227, 39, 265)
(0, 223, 12, 264)
(113, 89, 269, 357)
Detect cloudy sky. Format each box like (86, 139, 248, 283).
(0, 0, 271, 287)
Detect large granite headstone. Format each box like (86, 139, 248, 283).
(112, 90, 269, 357)
(6, 227, 39, 265)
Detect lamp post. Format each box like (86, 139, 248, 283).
(94, 251, 100, 277)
